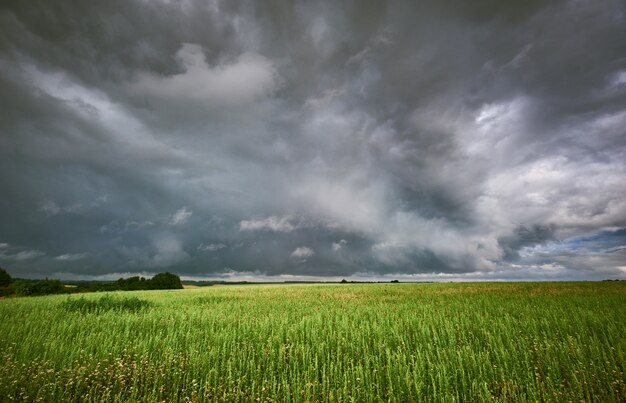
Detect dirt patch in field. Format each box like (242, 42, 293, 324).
(182, 284, 199, 289)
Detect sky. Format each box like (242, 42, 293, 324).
(1, 0, 625, 281)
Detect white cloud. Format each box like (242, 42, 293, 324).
(0, 243, 8, 249)
(478, 156, 626, 236)
(332, 239, 347, 251)
(56, 253, 87, 261)
(464, 97, 529, 161)
(197, 243, 227, 252)
(170, 207, 193, 226)
(239, 215, 298, 232)
(371, 241, 403, 252)
(290, 246, 314, 259)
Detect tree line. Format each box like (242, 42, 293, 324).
(0, 267, 182, 297)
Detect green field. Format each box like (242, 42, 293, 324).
(1, 282, 624, 402)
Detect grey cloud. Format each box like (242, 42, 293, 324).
(0, 249, 46, 262)
(14, 250, 45, 261)
(332, 239, 347, 252)
(133, 43, 278, 107)
(498, 225, 556, 261)
(1, 0, 625, 280)
(197, 243, 227, 252)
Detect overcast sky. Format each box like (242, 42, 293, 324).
(1, 0, 625, 281)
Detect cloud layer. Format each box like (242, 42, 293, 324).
(0, 0, 625, 280)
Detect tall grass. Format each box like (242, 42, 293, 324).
(61, 295, 153, 314)
(0, 282, 624, 402)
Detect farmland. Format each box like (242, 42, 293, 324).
(0, 282, 624, 402)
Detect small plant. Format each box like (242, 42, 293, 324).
(61, 295, 152, 314)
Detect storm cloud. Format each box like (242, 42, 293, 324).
(1, 0, 625, 281)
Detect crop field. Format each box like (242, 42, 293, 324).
(0, 282, 625, 402)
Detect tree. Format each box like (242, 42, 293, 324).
(29, 279, 66, 296)
(0, 267, 11, 287)
(115, 276, 147, 290)
(10, 278, 66, 296)
(9, 280, 30, 296)
(149, 272, 183, 290)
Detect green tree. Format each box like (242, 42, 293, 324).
(115, 276, 147, 290)
(149, 272, 183, 290)
(9, 280, 30, 296)
(0, 267, 11, 287)
(29, 279, 66, 296)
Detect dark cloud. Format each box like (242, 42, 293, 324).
(1, 0, 625, 280)
(498, 224, 556, 261)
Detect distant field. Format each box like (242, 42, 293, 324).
(1, 282, 624, 402)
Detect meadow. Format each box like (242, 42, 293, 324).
(0, 282, 624, 402)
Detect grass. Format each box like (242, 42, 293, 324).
(0, 282, 624, 402)
(61, 295, 153, 314)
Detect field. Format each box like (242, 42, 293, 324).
(0, 282, 625, 402)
